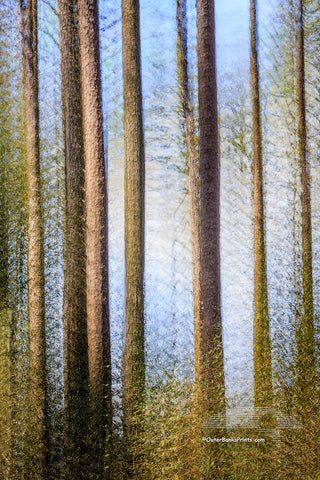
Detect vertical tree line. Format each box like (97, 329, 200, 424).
(57, 0, 88, 478)
(250, 0, 273, 407)
(196, 0, 225, 416)
(0, 6, 28, 479)
(294, 0, 318, 475)
(77, 0, 112, 477)
(1, 0, 320, 479)
(122, 0, 145, 476)
(176, 0, 201, 389)
(20, 1, 48, 478)
(294, 0, 317, 419)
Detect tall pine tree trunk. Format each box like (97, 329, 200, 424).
(295, 0, 317, 421)
(57, 0, 89, 477)
(250, 0, 273, 407)
(77, 0, 111, 476)
(122, 0, 145, 475)
(20, 1, 48, 477)
(292, 2, 319, 475)
(197, 0, 225, 415)
(0, 129, 11, 478)
(176, 0, 201, 381)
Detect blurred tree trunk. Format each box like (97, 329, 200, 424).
(176, 0, 201, 383)
(250, 0, 273, 407)
(196, 0, 225, 415)
(291, 2, 319, 476)
(19, 0, 48, 478)
(0, 95, 10, 473)
(57, 0, 89, 478)
(0, 118, 11, 479)
(295, 0, 317, 423)
(0, 170, 8, 313)
(77, 0, 112, 477)
(122, 0, 145, 476)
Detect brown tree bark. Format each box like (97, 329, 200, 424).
(122, 0, 145, 475)
(295, 0, 317, 419)
(57, 1, 89, 477)
(291, 3, 319, 475)
(176, 0, 201, 383)
(0, 177, 8, 312)
(77, 0, 111, 476)
(250, 0, 273, 407)
(20, 0, 48, 477)
(197, 0, 225, 415)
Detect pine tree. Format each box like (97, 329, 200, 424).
(57, 0, 89, 477)
(77, 0, 112, 475)
(196, 0, 225, 415)
(19, 0, 48, 477)
(295, 0, 316, 414)
(122, 0, 145, 475)
(176, 0, 201, 384)
(250, 0, 273, 407)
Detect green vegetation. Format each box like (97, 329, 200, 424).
(0, 0, 319, 479)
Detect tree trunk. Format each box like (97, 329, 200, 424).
(20, 0, 48, 477)
(57, 0, 89, 477)
(250, 0, 273, 407)
(197, 0, 225, 415)
(0, 173, 8, 312)
(292, 3, 319, 475)
(176, 0, 201, 384)
(122, 0, 145, 475)
(0, 141, 11, 478)
(295, 0, 316, 419)
(77, 0, 112, 475)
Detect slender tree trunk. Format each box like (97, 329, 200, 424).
(77, 0, 111, 475)
(250, 0, 273, 407)
(57, 1, 89, 477)
(291, 3, 319, 475)
(122, 0, 145, 475)
(0, 176, 8, 312)
(8, 309, 18, 480)
(295, 0, 317, 419)
(20, 1, 48, 477)
(0, 150, 11, 479)
(176, 0, 201, 382)
(197, 0, 225, 415)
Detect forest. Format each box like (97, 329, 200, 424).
(0, 0, 320, 479)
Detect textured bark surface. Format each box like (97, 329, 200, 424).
(57, 0, 89, 477)
(250, 0, 273, 407)
(122, 0, 145, 475)
(0, 179, 8, 311)
(197, 0, 225, 415)
(292, 4, 318, 475)
(77, 0, 111, 474)
(295, 0, 316, 418)
(176, 0, 201, 383)
(20, 0, 48, 477)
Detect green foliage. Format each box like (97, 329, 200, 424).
(0, 3, 28, 478)
(0, 1, 320, 479)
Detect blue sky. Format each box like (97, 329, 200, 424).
(215, 0, 278, 66)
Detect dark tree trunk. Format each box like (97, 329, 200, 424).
(295, 0, 317, 419)
(122, 0, 145, 475)
(20, 0, 48, 477)
(291, 2, 319, 475)
(57, 0, 89, 477)
(197, 0, 225, 415)
(250, 0, 273, 407)
(176, 0, 201, 383)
